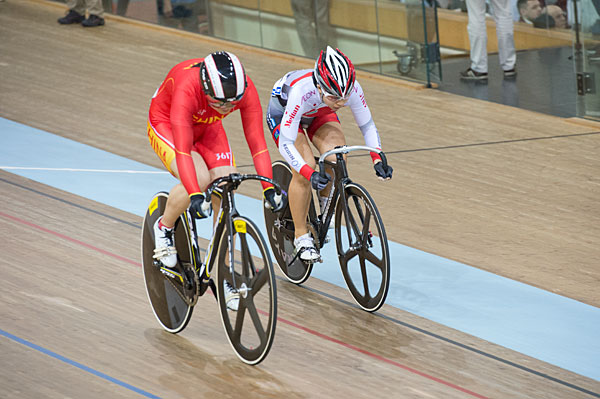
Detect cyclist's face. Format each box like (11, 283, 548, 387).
(319, 86, 348, 111)
(206, 95, 240, 114)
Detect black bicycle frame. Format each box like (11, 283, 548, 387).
(315, 154, 347, 247)
(315, 146, 389, 248)
(186, 173, 281, 294)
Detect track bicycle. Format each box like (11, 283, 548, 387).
(141, 173, 283, 365)
(264, 146, 391, 313)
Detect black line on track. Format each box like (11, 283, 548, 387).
(234, 131, 600, 168)
(352, 131, 600, 157)
(2, 174, 598, 398)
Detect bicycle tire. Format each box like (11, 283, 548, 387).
(263, 160, 317, 284)
(335, 183, 390, 312)
(215, 215, 277, 365)
(141, 192, 195, 333)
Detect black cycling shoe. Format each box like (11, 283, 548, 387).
(82, 14, 105, 27)
(58, 9, 84, 24)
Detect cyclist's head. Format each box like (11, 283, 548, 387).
(313, 46, 355, 99)
(200, 51, 247, 103)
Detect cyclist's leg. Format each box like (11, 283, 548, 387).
(308, 118, 346, 201)
(287, 132, 322, 262)
(288, 132, 316, 239)
(161, 151, 211, 227)
(147, 121, 190, 266)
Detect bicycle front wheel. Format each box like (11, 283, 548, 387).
(141, 192, 195, 333)
(335, 183, 390, 312)
(264, 160, 316, 284)
(215, 215, 277, 365)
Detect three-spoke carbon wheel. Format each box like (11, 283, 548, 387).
(264, 160, 317, 284)
(141, 192, 195, 333)
(215, 216, 277, 365)
(335, 183, 390, 312)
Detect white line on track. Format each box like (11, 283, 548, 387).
(0, 167, 169, 174)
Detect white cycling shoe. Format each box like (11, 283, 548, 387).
(223, 280, 240, 311)
(153, 218, 177, 268)
(294, 233, 321, 263)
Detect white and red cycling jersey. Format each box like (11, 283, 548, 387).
(266, 69, 382, 181)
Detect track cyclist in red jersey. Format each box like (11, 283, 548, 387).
(147, 51, 283, 309)
(266, 46, 393, 263)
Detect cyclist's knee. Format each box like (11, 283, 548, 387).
(291, 171, 311, 189)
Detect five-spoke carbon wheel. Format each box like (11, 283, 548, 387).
(335, 183, 390, 312)
(215, 216, 277, 365)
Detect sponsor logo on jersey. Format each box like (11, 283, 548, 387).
(282, 143, 295, 162)
(301, 89, 316, 103)
(192, 114, 224, 124)
(284, 105, 300, 127)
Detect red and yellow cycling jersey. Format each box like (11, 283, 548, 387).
(148, 58, 272, 195)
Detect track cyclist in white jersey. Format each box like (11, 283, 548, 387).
(266, 46, 393, 263)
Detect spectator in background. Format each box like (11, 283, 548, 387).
(57, 0, 105, 27)
(157, 0, 208, 34)
(546, 4, 568, 28)
(291, 0, 333, 58)
(518, 0, 543, 23)
(461, 0, 517, 80)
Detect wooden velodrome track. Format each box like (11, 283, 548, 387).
(1, 1, 599, 398)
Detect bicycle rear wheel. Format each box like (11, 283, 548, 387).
(141, 192, 195, 333)
(335, 183, 390, 312)
(215, 215, 277, 365)
(264, 160, 317, 284)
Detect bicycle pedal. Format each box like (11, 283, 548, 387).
(304, 256, 323, 265)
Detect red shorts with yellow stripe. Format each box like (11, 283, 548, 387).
(147, 119, 235, 176)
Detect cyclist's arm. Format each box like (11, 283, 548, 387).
(348, 81, 383, 163)
(239, 79, 273, 190)
(171, 85, 203, 196)
(277, 94, 314, 181)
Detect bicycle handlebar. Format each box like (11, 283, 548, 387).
(203, 173, 284, 200)
(317, 145, 388, 177)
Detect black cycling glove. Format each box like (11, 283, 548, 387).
(189, 193, 211, 219)
(310, 171, 331, 191)
(264, 187, 285, 212)
(374, 161, 393, 180)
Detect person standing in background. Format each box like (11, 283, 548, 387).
(461, 0, 517, 80)
(57, 0, 105, 27)
(291, 0, 334, 58)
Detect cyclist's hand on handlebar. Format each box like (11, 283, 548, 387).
(374, 161, 393, 181)
(263, 187, 285, 212)
(310, 171, 331, 191)
(189, 193, 212, 219)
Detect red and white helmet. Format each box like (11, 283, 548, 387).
(314, 46, 356, 98)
